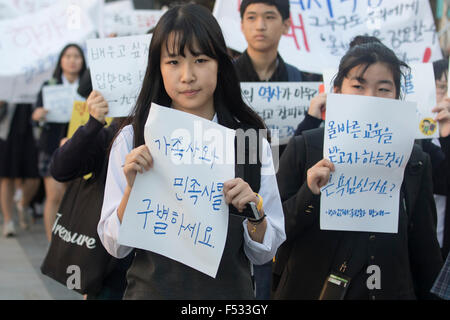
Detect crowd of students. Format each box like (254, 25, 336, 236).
(0, 0, 449, 300)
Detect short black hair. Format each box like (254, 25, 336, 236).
(240, 0, 290, 20)
(433, 59, 448, 81)
(333, 36, 409, 99)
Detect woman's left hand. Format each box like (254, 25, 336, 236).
(223, 178, 259, 212)
(433, 97, 450, 138)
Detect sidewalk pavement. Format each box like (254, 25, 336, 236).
(0, 216, 82, 300)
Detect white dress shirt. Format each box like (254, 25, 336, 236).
(98, 116, 286, 265)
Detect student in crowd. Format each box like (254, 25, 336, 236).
(98, 3, 285, 299)
(32, 43, 87, 241)
(235, 0, 321, 84)
(428, 59, 450, 259)
(234, 0, 320, 299)
(0, 101, 40, 236)
(48, 70, 133, 299)
(273, 38, 445, 299)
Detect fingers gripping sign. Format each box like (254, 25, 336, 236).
(307, 159, 335, 195)
(123, 145, 154, 188)
(223, 178, 260, 213)
(87, 90, 109, 124)
(432, 97, 450, 138)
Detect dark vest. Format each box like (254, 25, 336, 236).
(124, 125, 262, 299)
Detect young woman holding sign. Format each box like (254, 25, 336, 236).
(273, 38, 446, 299)
(32, 44, 86, 241)
(98, 4, 285, 299)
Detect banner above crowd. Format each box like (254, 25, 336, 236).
(213, 0, 443, 74)
(0, 0, 100, 103)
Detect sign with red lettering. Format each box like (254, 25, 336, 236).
(213, 0, 442, 73)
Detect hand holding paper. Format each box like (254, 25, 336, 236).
(123, 145, 153, 188)
(87, 90, 109, 124)
(32, 107, 48, 122)
(307, 159, 335, 195)
(432, 97, 450, 138)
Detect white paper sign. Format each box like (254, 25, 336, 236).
(322, 63, 438, 139)
(87, 34, 151, 118)
(105, 9, 164, 36)
(214, 0, 442, 74)
(118, 103, 235, 278)
(241, 82, 322, 145)
(102, 0, 135, 36)
(42, 85, 74, 123)
(0, 0, 57, 20)
(320, 94, 416, 233)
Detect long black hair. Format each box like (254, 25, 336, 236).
(333, 36, 409, 99)
(52, 43, 87, 82)
(128, 4, 266, 147)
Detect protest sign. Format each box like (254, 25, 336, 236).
(119, 103, 235, 278)
(42, 85, 74, 123)
(241, 82, 322, 145)
(104, 7, 164, 36)
(320, 93, 416, 233)
(87, 34, 151, 118)
(214, 0, 442, 74)
(102, 0, 134, 36)
(0, 0, 98, 103)
(66, 100, 112, 139)
(322, 63, 438, 139)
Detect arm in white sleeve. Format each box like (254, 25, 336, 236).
(243, 138, 286, 265)
(97, 125, 134, 259)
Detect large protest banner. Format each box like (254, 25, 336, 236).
(214, 0, 442, 74)
(119, 104, 235, 278)
(320, 94, 417, 233)
(0, 0, 57, 20)
(87, 34, 151, 118)
(241, 81, 321, 145)
(0, 0, 99, 103)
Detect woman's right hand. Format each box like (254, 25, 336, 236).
(32, 107, 48, 122)
(123, 145, 153, 188)
(432, 97, 450, 138)
(308, 92, 327, 119)
(307, 158, 335, 195)
(87, 90, 109, 124)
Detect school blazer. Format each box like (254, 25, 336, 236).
(273, 128, 443, 300)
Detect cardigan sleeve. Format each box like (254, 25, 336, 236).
(49, 115, 108, 182)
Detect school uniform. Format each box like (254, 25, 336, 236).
(234, 49, 320, 299)
(98, 115, 286, 299)
(0, 103, 39, 178)
(34, 75, 79, 177)
(273, 128, 443, 299)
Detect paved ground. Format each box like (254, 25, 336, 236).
(0, 213, 82, 300)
